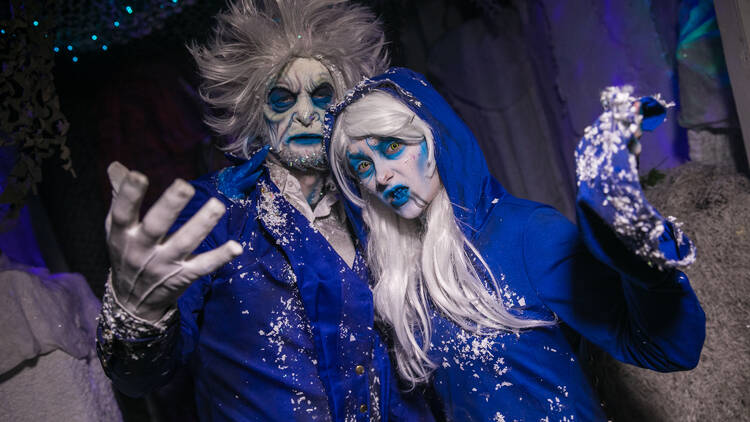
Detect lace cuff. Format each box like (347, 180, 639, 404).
(97, 271, 178, 363)
(575, 86, 696, 270)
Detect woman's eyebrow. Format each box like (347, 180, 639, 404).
(346, 151, 370, 160)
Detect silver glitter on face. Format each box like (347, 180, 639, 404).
(264, 58, 334, 171)
(273, 143, 328, 170)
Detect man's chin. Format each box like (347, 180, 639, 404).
(273, 143, 328, 171)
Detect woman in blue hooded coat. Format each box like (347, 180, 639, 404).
(324, 68, 705, 421)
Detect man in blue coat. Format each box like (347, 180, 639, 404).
(96, 1, 433, 420)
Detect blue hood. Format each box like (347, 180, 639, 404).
(324, 67, 507, 241)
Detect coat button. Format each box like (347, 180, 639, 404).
(355, 365, 365, 375)
(359, 404, 367, 413)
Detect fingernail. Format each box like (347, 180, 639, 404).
(129, 171, 148, 187)
(228, 241, 243, 255)
(207, 198, 226, 214)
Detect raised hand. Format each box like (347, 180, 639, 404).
(105, 162, 243, 322)
(575, 86, 694, 269)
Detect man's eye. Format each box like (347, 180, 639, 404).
(268, 87, 296, 113)
(311, 83, 333, 108)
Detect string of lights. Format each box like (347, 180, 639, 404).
(44, 0, 196, 62)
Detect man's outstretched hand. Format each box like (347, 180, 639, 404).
(105, 162, 243, 322)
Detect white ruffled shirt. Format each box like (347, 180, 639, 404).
(265, 159, 356, 268)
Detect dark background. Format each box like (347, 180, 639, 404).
(2, 0, 745, 420)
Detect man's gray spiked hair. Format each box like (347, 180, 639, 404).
(190, 0, 389, 156)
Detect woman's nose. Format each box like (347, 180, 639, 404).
(376, 168, 393, 186)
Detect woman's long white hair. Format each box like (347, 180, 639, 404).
(330, 91, 553, 386)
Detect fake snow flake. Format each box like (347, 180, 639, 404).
(494, 381, 512, 390)
(257, 182, 293, 245)
(497, 283, 527, 309)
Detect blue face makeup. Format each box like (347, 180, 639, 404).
(347, 152, 374, 179)
(310, 83, 333, 109)
(263, 58, 334, 170)
(268, 83, 333, 114)
(379, 138, 406, 159)
(347, 138, 413, 181)
(345, 134, 441, 219)
(268, 87, 295, 113)
(384, 184, 410, 208)
(288, 134, 323, 145)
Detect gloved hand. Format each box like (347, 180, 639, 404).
(105, 162, 243, 322)
(217, 145, 270, 200)
(575, 86, 695, 269)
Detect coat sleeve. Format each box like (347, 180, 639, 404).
(96, 180, 220, 397)
(522, 203, 705, 372)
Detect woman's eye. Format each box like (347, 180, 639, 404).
(384, 141, 403, 155)
(357, 162, 370, 173)
(268, 87, 296, 113)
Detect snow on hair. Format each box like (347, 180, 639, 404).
(189, 0, 389, 157)
(331, 91, 554, 385)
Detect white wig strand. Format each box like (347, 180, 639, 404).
(190, 0, 389, 156)
(331, 91, 554, 385)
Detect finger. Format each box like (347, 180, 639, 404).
(182, 240, 243, 281)
(164, 197, 226, 258)
(105, 162, 132, 236)
(110, 171, 149, 230)
(107, 161, 130, 194)
(140, 179, 195, 241)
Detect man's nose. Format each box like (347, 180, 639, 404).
(294, 96, 315, 126)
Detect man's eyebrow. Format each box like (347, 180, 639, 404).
(304, 74, 332, 91)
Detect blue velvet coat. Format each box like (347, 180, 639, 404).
(323, 68, 706, 421)
(99, 170, 435, 421)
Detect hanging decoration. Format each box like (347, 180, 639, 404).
(0, 0, 202, 228)
(50, 0, 197, 58)
(0, 3, 71, 228)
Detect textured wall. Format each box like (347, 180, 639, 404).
(591, 163, 750, 421)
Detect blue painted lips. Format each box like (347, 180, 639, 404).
(288, 134, 323, 145)
(386, 185, 410, 208)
